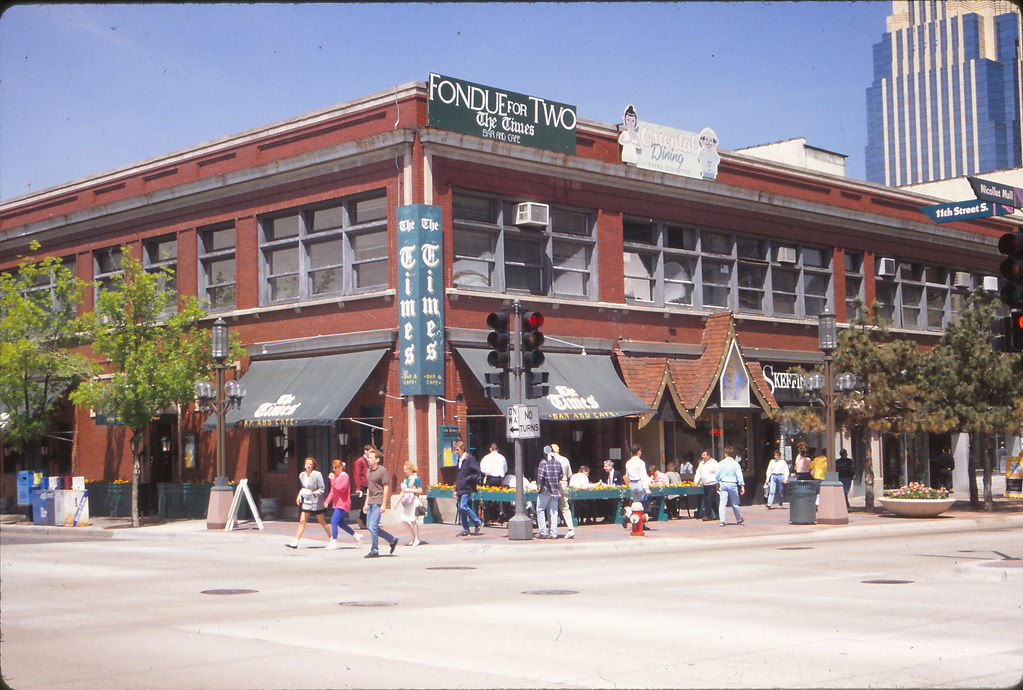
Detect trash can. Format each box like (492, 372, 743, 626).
(788, 479, 817, 525)
(31, 489, 55, 525)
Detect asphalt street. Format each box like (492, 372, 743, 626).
(2, 504, 1022, 690)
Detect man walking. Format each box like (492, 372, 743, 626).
(551, 443, 576, 538)
(479, 442, 508, 524)
(453, 440, 483, 537)
(717, 446, 745, 527)
(535, 445, 564, 539)
(363, 449, 399, 558)
(625, 444, 651, 528)
(352, 445, 371, 529)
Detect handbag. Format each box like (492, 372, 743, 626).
(401, 491, 414, 506)
(415, 501, 427, 517)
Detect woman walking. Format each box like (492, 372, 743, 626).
(287, 457, 331, 549)
(325, 458, 361, 550)
(399, 461, 423, 546)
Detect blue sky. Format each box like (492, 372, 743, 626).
(0, 2, 892, 201)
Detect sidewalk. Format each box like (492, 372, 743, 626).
(5, 492, 1021, 549)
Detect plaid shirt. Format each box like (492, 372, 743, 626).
(536, 456, 563, 497)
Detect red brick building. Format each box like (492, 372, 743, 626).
(1, 77, 1015, 511)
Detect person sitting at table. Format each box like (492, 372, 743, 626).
(664, 461, 683, 518)
(569, 465, 594, 524)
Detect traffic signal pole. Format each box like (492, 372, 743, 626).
(507, 300, 533, 540)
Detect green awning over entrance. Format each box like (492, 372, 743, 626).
(455, 348, 649, 421)
(208, 350, 387, 429)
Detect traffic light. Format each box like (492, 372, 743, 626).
(998, 231, 1023, 309)
(525, 370, 550, 399)
(486, 310, 510, 369)
(992, 311, 1023, 353)
(484, 371, 509, 399)
(520, 311, 545, 369)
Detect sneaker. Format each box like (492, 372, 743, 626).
(353, 533, 363, 546)
(364, 551, 380, 558)
(456, 530, 470, 537)
(719, 522, 726, 527)
(325, 539, 338, 550)
(389, 538, 399, 555)
(537, 533, 548, 539)
(286, 541, 298, 549)
(472, 522, 482, 536)
(566, 530, 575, 539)
(737, 518, 745, 525)
(411, 539, 420, 547)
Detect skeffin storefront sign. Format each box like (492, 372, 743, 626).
(398, 205, 445, 396)
(618, 104, 720, 180)
(761, 363, 808, 404)
(428, 73, 577, 154)
(919, 199, 1013, 223)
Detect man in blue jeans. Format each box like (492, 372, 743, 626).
(363, 449, 399, 558)
(716, 446, 745, 527)
(453, 440, 483, 537)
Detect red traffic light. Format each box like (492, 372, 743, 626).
(522, 311, 544, 330)
(997, 231, 1023, 256)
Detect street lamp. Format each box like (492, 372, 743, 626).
(816, 311, 848, 525)
(194, 318, 245, 529)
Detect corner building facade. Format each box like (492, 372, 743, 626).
(1, 79, 1017, 512)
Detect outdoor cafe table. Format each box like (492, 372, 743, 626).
(425, 484, 701, 525)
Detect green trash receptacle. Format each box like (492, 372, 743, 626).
(788, 480, 817, 525)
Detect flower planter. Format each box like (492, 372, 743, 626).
(879, 497, 955, 518)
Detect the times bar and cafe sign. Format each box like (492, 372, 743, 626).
(398, 204, 445, 396)
(428, 73, 577, 154)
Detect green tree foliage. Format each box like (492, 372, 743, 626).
(921, 290, 1023, 509)
(0, 243, 95, 454)
(70, 248, 217, 526)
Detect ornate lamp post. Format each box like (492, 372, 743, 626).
(194, 318, 245, 529)
(816, 312, 848, 525)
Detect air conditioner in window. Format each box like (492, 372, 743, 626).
(775, 246, 797, 264)
(876, 257, 897, 277)
(953, 272, 973, 289)
(982, 275, 1000, 292)
(514, 202, 550, 228)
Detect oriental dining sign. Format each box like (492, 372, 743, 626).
(428, 73, 577, 154)
(398, 204, 445, 396)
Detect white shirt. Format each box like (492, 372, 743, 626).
(625, 454, 650, 492)
(554, 453, 572, 487)
(568, 472, 592, 489)
(693, 457, 718, 486)
(480, 450, 507, 478)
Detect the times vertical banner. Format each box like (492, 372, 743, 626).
(398, 205, 444, 396)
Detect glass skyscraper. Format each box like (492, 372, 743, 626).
(865, 1, 1023, 186)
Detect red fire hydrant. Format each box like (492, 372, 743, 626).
(627, 501, 647, 536)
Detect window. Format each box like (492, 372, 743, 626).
(94, 246, 123, 299)
(622, 219, 832, 319)
(452, 192, 596, 298)
(874, 258, 971, 331)
(199, 223, 236, 311)
(144, 235, 177, 307)
(259, 192, 387, 305)
(844, 252, 864, 321)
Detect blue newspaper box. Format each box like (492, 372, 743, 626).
(31, 489, 55, 525)
(17, 471, 35, 505)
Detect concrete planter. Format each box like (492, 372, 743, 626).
(879, 497, 955, 518)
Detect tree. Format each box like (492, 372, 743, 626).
(920, 290, 1023, 510)
(70, 248, 217, 527)
(831, 302, 929, 511)
(0, 242, 95, 457)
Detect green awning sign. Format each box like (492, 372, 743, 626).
(428, 73, 577, 154)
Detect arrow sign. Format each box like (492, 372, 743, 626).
(920, 199, 1014, 223)
(506, 404, 540, 439)
(968, 176, 1023, 209)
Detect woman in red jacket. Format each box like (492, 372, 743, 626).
(325, 458, 362, 550)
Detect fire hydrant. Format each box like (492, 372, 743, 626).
(626, 501, 647, 536)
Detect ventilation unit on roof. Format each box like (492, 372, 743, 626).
(775, 246, 797, 264)
(515, 202, 550, 228)
(877, 257, 897, 277)
(953, 272, 973, 289)
(982, 275, 1000, 292)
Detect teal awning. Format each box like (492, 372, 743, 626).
(205, 350, 387, 429)
(455, 348, 649, 421)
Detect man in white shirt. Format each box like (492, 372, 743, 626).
(625, 444, 651, 502)
(693, 450, 719, 521)
(551, 443, 576, 538)
(479, 443, 508, 524)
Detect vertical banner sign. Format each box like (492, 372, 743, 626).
(398, 205, 445, 396)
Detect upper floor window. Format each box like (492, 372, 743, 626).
(199, 223, 236, 312)
(94, 246, 123, 300)
(844, 252, 864, 322)
(259, 193, 387, 305)
(144, 235, 177, 302)
(623, 219, 832, 319)
(452, 192, 596, 299)
(874, 258, 976, 331)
